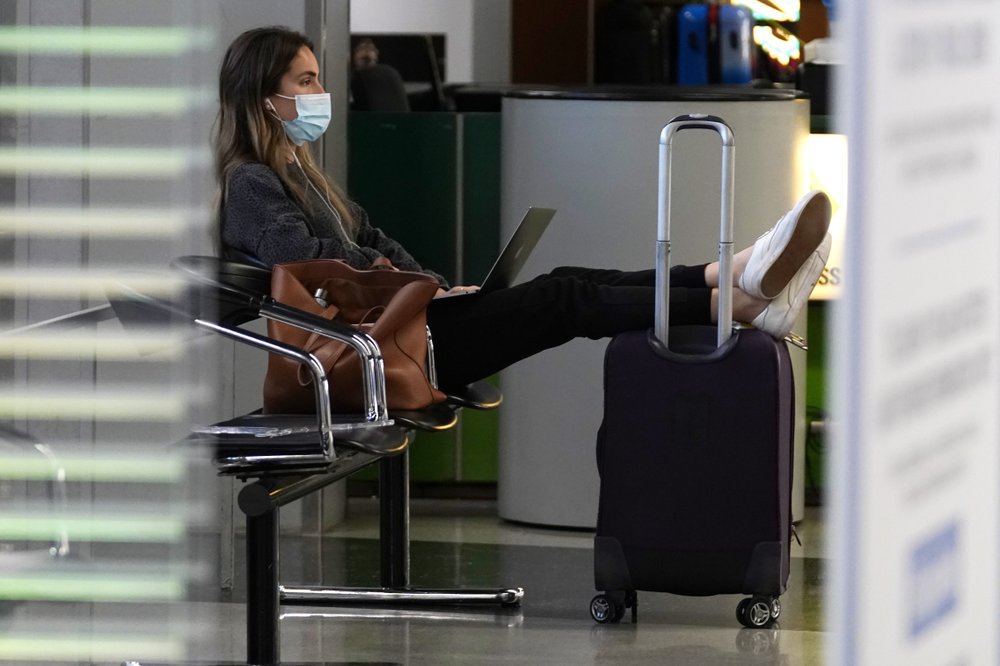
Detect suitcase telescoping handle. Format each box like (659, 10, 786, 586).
(655, 113, 735, 350)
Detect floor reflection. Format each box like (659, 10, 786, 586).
(5, 500, 825, 664)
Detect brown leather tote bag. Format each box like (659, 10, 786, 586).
(263, 258, 446, 413)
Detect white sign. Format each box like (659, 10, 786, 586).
(829, 3, 1000, 665)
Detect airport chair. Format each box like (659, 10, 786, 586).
(167, 256, 521, 665)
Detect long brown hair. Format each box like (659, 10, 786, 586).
(213, 26, 354, 248)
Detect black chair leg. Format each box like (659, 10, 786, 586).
(246, 507, 280, 666)
(379, 451, 409, 588)
(280, 447, 523, 608)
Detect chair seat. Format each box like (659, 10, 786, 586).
(389, 402, 459, 431)
(220, 444, 386, 478)
(446, 379, 503, 410)
(190, 413, 411, 459)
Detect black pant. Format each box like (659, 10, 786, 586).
(427, 264, 710, 391)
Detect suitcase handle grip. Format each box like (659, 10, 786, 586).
(663, 114, 734, 138)
(655, 114, 736, 350)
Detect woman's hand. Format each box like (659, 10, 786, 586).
(433, 285, 480, 298)
(448, 285, 480, 294)
(369, 257, 398, 271)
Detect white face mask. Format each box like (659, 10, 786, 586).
(271, 92, 331, 145)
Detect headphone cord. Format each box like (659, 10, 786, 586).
(293, 153, 359, 249)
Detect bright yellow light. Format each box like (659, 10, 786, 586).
(0, 269, 183, 299)
(0, 389, 189, 421)
(0, 207, 193, 237)
(0, 147, 208, 178)
(753, 26, 802, 66)
(0, 26, 213, 55)
(0, 332, 184, 360)
(734, 0, 800, 22)
(0, 635, 183, 662)
(0, 514, 187, 542)
(0, 86, 212, 115)
(0, 573, 186, 601)
(0, 453, 185, 481)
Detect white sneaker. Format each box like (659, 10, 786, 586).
(738, 190, 832, 300)
(751, 233, 832, 340)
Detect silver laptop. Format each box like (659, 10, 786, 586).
(442, 206, 556, 297)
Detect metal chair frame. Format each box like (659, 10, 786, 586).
(170, 258, 522, 666)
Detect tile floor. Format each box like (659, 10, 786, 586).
(2, 498, 826, 665)
(217, 497, 824, 664)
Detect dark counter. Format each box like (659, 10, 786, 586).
(447, 83, 806, 112)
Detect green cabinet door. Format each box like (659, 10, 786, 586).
(347, 112, 503, 486)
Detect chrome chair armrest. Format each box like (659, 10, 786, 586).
(194, 318, 350, 461)
(425, 326, 438, 389)
(107, 275, 393, 461)
(258, 299, 390, 426)
(171, 257, 392, 427)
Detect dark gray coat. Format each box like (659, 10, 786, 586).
(222, 162, 448, 287)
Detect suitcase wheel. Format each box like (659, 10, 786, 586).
(590, 590, 637, 624)
(590, 594, 620, 623)
(736, 595, 780, 628)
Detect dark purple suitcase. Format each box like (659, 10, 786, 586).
(591, 115, 795, 628)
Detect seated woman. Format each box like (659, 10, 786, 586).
(214, 26, 832, 394)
